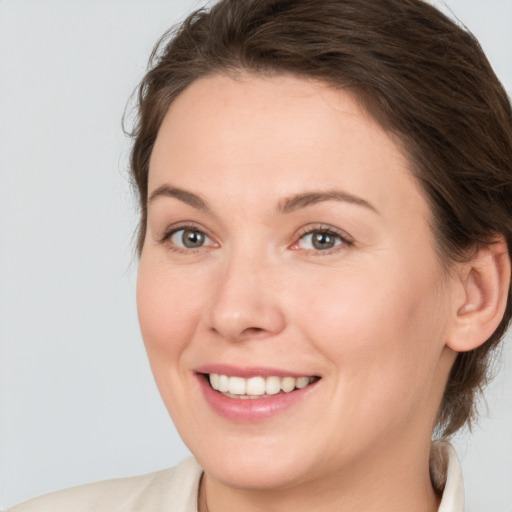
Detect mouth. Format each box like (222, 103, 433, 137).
(196, 368, 321, 421)
(206, 373, 320, 399)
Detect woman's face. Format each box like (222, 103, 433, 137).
(137, 74, 458, 490)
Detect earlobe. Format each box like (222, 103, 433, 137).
(447, 237, 511, 353)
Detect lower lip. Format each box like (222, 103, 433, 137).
(197, 375, 318, 423)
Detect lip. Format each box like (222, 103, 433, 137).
(195, 364, 312, 379)
(195, 366, 320, 423)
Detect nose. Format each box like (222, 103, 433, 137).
(203, 253, 286, 342)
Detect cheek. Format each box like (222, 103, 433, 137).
(294, 261, 449, 411)
(136, 258, 205, 367)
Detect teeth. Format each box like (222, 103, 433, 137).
(296, 377, 310, 389)
(209, 373, 220, 390)
(246, 376, 265, 395)
(281, 376, 296, 392)
(208, 373, 316, 398)
(265, 376, 281, 395)
(229, 376, 246, 395)
(218, 374, 229, 393)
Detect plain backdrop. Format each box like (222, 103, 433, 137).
(1, 1, 511, 511)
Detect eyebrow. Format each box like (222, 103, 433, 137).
(148, 184, 378, 215)
(148, 185, 209, 210)
(278, 190, 378, 214)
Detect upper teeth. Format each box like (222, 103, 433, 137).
(209, 374, 314, 397)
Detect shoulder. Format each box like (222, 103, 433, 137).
(9, 457, 203, 512)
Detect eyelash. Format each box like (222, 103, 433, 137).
(158, 223, 353, 255)
(158, 223, 217, 254)
(291, 225, 353, 255)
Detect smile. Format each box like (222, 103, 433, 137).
(197, 369, 321, 421)
(208, 373, 318, 398)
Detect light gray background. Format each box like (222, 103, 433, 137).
(1, 1, 511, 510)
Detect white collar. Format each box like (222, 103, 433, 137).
(432, 442, 465, 511)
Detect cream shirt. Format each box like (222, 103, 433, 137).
(9, 443, 464, 511)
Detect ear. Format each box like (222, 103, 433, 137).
(447, 237, 511, 353)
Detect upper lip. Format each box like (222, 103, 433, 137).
(195, 364, 318, 379)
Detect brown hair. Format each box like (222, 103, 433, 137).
(127, 0, 512, 436)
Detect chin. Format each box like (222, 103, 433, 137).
(205, 457, 310, 491)
(187, 433, 317, 491)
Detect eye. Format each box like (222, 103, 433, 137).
(166, 227, 214, 250)
(294, 227, 351, 253)
(299, 230, 341, 250)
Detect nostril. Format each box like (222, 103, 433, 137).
(242, 327, 265, 336)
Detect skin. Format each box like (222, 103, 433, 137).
(137, 73, 463, 512)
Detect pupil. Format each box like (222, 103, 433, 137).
(183, 229, 204, 248)
(313, 232, 334, 250)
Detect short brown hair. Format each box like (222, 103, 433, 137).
(127, 0, 512, 436)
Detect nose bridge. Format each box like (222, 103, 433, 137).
(204, 243, 285, 341)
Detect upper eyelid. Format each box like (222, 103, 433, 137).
(170, 228, 215, 251)
(158, 224, 218, 254)
(287, 225, 354, 257)
(295, 224, 353, 243)
(159, 222, 214, 242)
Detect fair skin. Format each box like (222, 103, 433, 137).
(137, 73, 508, 512)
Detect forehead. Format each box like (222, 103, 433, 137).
(149, 73, 429, 223)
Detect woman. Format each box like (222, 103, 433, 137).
(10, 0, 512, 510)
